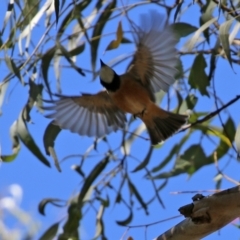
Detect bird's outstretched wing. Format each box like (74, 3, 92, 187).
(43, 91, 126, 137)
(127, 11, 178, 93)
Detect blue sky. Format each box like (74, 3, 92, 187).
(1, 1, 240, 239)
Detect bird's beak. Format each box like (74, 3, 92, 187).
(100, 59, 105, 67)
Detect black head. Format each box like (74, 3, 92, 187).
(99, 60, 120, 92)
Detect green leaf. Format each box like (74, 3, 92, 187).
(153, 145, 207, 178)
(68, 44, 85, 57)
(173, 1, 183, 23)
(43, 121, 62, 172)
(41, 47, 56, 96)
(23, 80, 43, 122)
(5, 57, 24, 84)
(57, 1, 91, 39)
(207, 117, 235, 161)
(106, 21, 123, 51)
(0, 81, 9, 115)
(38, 198, 66, 216)
(189, 54, 209, 96)
(39, 222, 60, 240)
(95, 205, 106, 238)
(219, 19, 234, 69)
(151, 133, 190, 172)
(58, 201, 81, 240)
(127, 177, 148, 214)
(16, 110, 50, 167)
(91, 0, 116, 71)
(200, 0, 217, 43)
(178, 94, 198, 113)
(1, 121, 20, 163)
(184, 17, 216, 50)
(116, 208, 133, 226)
(54, 0, 60, 25)
(121, 37, 132, 44)
(175, 59, 184, 79)
(114, 175, 126, 204)
(172, 22, 198, 38)
(20, 0, 40, 27)
(235, 123, 240, 158)
(57, 42, 85, 76)
(78, 156, 109, 205)
(132, 147, 153, 172)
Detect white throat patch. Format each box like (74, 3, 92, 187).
(100, 65, 115, 83)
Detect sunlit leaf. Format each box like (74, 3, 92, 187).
(189, 54, 209, 96)
(178, 94, 198, 113)
(106, 21, 123, 50)
(235, 123, 240, 158)
(16, 111, 51, 167)
(0, 81, 9, 115)
(94, 205, 105, 238)
(20, 0, 40, 27)
(219, 19, 234, 69)
(184, 17, 216, 50)
(1, 121, 20, 162)
(207, 117, 235, 161)
(1, 0, 14, 35)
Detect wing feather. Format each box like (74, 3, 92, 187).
(127, 11, 178, 93)
(43, 91, 126, 137)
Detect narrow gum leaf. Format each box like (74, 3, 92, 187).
(219, 19, 234, 69)
(16, 110, 51, 167)
(91, 0, 116, 71)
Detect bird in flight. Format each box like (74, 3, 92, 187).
(44, 11, 187, 145)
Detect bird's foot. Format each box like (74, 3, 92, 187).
(133, 109, 146, 119)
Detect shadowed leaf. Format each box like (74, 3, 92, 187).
(116, 208, 133, 226)
(39, 222, 60, 240)
(43, 121, 62, 172)
(91, 0, 116, 71)
(78, 156, 109, 204)
(172, 22, 198, 38)
(38, 198, 66, 216)
(189, 54, 209, 96)
(132, 146, 153, 172)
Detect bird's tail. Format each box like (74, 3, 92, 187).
(142, 103, 187, 145)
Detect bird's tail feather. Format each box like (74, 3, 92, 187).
(142, 104, 187, 145)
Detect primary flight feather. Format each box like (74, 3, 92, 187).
(44, 11, 187, 145)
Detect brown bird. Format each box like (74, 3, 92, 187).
(44, 11, 187, 145)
